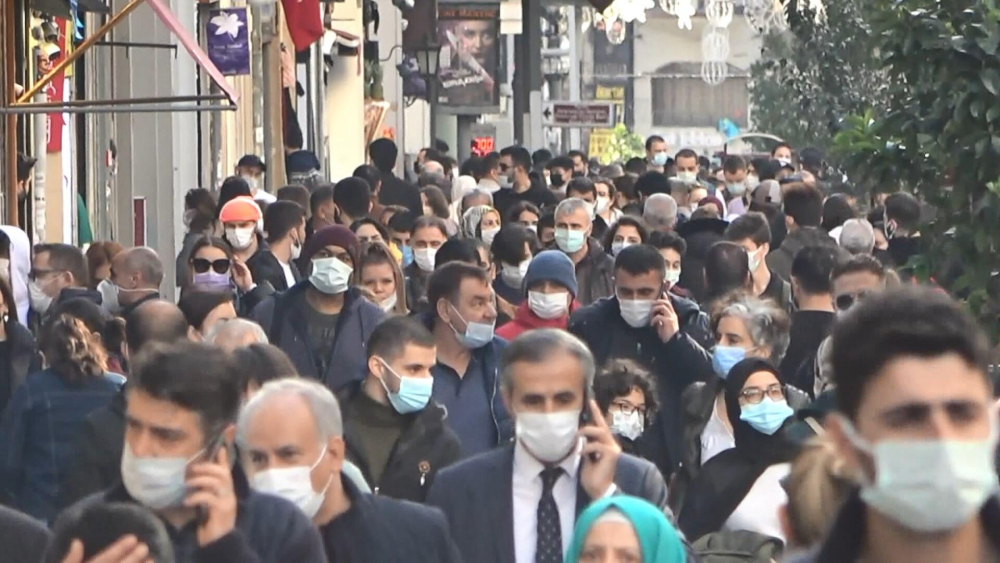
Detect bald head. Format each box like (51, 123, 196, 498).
(644, 193, 678, 232)
(206, 318, 268, 353)
(125, 300, 189, 355)
(114, 247, 164, 290)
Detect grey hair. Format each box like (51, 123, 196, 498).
(205, 318, 268, 346)
(643, 194, 678, 230)
(716, 295, 791, 363)
(236, 378, 343, 449)
(555, 197, 593, 225)
(839, 219, 875, 255)
(418, 171, 450, 192)
(500, 328, 596, 392)
(461, 188, 493, 210)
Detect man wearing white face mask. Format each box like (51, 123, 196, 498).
(498, 250, 578, 340)
(64, 341, 327, 562)
(553, 198, 614, 306)
(248, 201, 305, 292)
(570, 245, 714, 478)
(724, 213, 795, 314)
(100, 247, 163, 317)
(491, 224, 536, 306)
(239, 377, 463, 563)
(235, 154, 276, 205)
(427, 329, 672, 563)
(251, 226, 384, 391)
(424, 262, 511, 458)
(566, 178, 609, 242)
(787, 287, 1000, 563)
(219, 197, 264, 264)
(337, 317, 461, 502)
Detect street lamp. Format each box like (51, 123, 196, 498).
(414, 41, 441, 148)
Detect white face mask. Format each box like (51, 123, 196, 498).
(665, 268, 681, 287)
(226, 226, 256, 250)
(309, 257, 353, 295)
(516, 410, 581, 463)
(748, 247, 764, 272)
(290, 238, 303, 261)
(528, 291, 569, 320)
(29, 279, 54, 314)
(414, 247, 437, 272)
(242, 174, 259, 193)
(618, 297, 654, 328)
(610, 410, 644, 441)
(481, 226, 500, 246)
(0, 258, 10, 280)
(121, 442, 203, 510)
(677, 171, 698, 184)
(841, 416, 1000, 532)
(746, 174, 760, 190)
(611, 241, 634, 257)
(379, 292, 398, 312)
(501, 259, 531, 289)
(596, 195, 612, 215)
(97, 278, 122, 314)
(583, 201, 597, 219)
(250, 448, 332, 518)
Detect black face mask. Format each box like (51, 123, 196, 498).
(572, 171, 585, 179)
(550, 173, 565, 188)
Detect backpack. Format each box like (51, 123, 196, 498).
(691, 530, 783, 563)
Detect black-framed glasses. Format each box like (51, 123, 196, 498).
(28, 268, 63, 282)
(192, 258, 231, 275)
(739, 384, 786, 405)
(834, 290, 874, 312)
(610, 400, 647, 417)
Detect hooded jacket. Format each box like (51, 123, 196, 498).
(569, 295, 714, 477)
(252, 283, 384, 391)
(496, 300, 580, 341)
(574, 238, 615, 306)
(339, 380, 462, 503)
(765, 227, 835, 282)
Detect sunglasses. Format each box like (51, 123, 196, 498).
(192, 258, 231, 275)
(834, 290, 874, 312)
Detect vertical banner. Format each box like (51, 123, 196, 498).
(437, 4, 500, 109)
(207, 8, 251, 76)
(45, 18, 70, 153)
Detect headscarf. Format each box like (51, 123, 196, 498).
(565, 496, 685, 563)
(677, 357, 801, 541)
(461, 205, 497, 238)
(0, 226, 30, 326)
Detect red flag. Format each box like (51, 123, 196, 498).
(282, 0, 324, 52)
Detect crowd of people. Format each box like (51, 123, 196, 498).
(0, 137, 993, 563)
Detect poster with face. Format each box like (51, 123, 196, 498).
(437, 4, 500, 109)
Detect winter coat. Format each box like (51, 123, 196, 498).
(574, 238, 615, 306)
(57, 388, 127, 511)
(0, 320, 40, 415)
(339, 381, 462, 503)
(248, 249, 301, 292)
(252, 283, 384, 392)
(765, 227, 836, 283)
(677, 219, 728, 304)
(569, 296, 714, 478)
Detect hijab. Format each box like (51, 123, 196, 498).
(461, 205, 495, 238)
(677, 357, 801, 541)
(565, 496, 686, 563)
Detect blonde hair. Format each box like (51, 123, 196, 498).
(42, 314, 109, 383)
(357, 241, 408, 316)
(783, 436, 859, 547)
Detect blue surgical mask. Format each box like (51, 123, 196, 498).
(712, 346, 746, 379)
(739, 397, 793, 435)
(401, 244, 414, 268)
(652, 152, 669, 167)
(448, 302, 495, 349)
(377, 358, 434, 414)
(555, 228, 587, 254)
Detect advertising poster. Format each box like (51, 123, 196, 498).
(207, 8, 250, 76)
(437, 4, 500, 109)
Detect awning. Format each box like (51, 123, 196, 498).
(31, 0, 110, 19)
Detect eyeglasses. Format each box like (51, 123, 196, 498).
(28, 268, 63, 282)
(834, 290, 874, 312)
(739, 384, 786, 405)
(192, 258, 232, 275)
(611, 400, 647, 417)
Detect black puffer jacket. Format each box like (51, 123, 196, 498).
(339, 381, 462, 503)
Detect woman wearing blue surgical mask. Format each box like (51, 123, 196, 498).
(678, 358, 801, 543)
(669, 294, 803, 514)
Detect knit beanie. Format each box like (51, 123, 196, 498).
(303, 225, 359, 263)
(219, 196, 262, 223)
(521, 250, 578, 298)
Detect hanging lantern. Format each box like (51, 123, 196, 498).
(701, 60, 727, 86)
(704, 0, 734, 29)
(701, 26, 730, 61)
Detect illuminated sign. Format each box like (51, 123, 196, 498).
(471, 136, 495, 157)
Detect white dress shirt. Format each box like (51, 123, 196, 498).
(723, 463, 791, 542)
(279, 259, 296, 289)
(700, 400, 735, 465)
(512, 440, 582, 563)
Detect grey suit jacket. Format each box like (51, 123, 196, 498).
(425, 444, 670, 563)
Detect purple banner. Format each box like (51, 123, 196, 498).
(207, 8, 250, 77)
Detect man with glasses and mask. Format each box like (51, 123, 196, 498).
(28, 243, 95, 325)
(63, 341, 326, 562)
(239, 378, 463, 563)
(797, 254, 887, 399)
(788, 287, 1000, 563)
(423, 261, 511, 458)
(427, 329, 670, 563)
(252, 226, 384, 392)
(570, 244, 713, 477)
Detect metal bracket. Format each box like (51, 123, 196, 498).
(94, 40, 179, 59)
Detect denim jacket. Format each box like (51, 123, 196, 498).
(0, 367, 122, 522)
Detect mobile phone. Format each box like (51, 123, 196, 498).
(579, 386, 600, 463)
(194, 435, 226, 526)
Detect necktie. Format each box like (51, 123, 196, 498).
(535, 466, 564, 563)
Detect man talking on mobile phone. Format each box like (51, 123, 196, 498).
(60, 341, 327, 563)
(427, 329, 670, 563)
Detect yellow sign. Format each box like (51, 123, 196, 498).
(595, 85, 625, 100)
(588, 129, 615, 165)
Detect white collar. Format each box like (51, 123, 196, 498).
(513, 437, 582, 482)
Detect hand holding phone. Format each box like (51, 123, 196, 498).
(650, 291, 679, 344)
(578, 400, 622, 500)
(184, 444, 237, 547)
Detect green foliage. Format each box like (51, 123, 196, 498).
(833, 0, 1000, 336)
(748, 0, 888, 158)
(605, 124, 646, 164)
